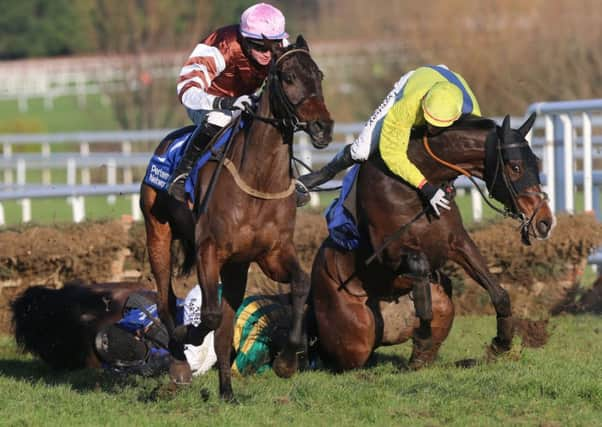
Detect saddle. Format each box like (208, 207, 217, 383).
(143, 119, 244, 203)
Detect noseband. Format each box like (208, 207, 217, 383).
(246, 48, 323, 136)
(483, 131, 548, 243)
(423, 130, 548, 243)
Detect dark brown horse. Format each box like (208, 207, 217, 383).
(140, 36, 333, 399)
(11, 282, 151, 370)
(312, 114, 555, 370)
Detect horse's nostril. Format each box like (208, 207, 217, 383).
(537, 220, 550, 235)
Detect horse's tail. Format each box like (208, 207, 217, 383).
(10, 284, 111, 370)
(171, 237, 196, 277)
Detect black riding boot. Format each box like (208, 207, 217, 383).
(167, 122, 221, 202)
(298, 144, 356, 190)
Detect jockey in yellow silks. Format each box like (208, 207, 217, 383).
(297, 65, 481, 216)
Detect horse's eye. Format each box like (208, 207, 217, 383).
(281, 72, 295, 84)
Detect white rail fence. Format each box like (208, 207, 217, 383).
(2, 103, 602, 265)
(0, 123, 500, 225)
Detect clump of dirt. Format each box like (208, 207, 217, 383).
(551, 275, 602, 315)
(445, 212, 602, 317)
(1, 211, 601, 335)
(0, 220, 130, 284)
(513, 317, 550, 348)
(0, 220, 134, 334)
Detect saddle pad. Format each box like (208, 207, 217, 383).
(324, 164, 361, 251)
(143, 120, 244, 202)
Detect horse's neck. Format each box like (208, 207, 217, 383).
(414, 130, 489, 183)
(231, 93, 292, 184)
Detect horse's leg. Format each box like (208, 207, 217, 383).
(449, 233, 514, 353)
(257, 243, 309, 378)
(141, 188, 178, 340)
(312, 246, 375, 370)
(409, 275, 455, 369)
(214, 262, 248, 401)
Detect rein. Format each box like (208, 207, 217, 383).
(422, 135, 512, 218)
(220, 47, 319, 200)
(422, 133, 548, 243)
(244, 48, 319, 134)
(222, 158, 295, 199)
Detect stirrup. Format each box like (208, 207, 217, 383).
(167, 173, 188, 202)
(295, 181, 311, 207)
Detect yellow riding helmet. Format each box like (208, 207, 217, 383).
(421, 81, 463, 127)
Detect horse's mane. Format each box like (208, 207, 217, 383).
(410, 114, 496, 139)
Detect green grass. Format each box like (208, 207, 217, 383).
(1, 315, 601, 426)
(1, 194, 136, 225)
(0, 95, 120, 133)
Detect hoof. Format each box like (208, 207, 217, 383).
(272, 350, 298, 378)
(169, 359, 192, 385)
(408, 356, 429, 371)
(488, 337, 512, 356)
(408, 342, 439, 370)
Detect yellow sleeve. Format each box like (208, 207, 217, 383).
(378, 96, 426, 188)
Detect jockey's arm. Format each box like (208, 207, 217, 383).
(177, 42, 226, 110)
(379, 98, 427, 189)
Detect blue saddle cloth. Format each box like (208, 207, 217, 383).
(143, 121, 244, 203)
(324, 165, 361, 251)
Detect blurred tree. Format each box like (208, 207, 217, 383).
(87, 0, 213, 130)
(0, 0, 89, 59)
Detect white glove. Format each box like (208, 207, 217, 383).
(214, 95, 254, 111)
(429, 188, 451, 216)
(421, 182, 451, 217)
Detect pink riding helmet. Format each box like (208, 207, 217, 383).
(240, 2, 288, 40)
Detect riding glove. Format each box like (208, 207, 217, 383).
(213, 95, 254, 111)
(420, 182, 451, 217)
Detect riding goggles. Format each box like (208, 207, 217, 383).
(245, 38, 281, 52)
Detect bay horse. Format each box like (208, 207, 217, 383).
(140, 36, 333, 399)
(312, 114, 555, 370)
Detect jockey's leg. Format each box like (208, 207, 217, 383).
(167, 111, 227, 202)
(297, 144, 356, 191)
(401, 251, 436, 369)
(296, 74, 405, 194)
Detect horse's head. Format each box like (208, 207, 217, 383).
(484, 114, 556, 244)
(267, 35, 333, 148)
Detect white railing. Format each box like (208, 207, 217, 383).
(2, 108, 602, 229)
(525, 99, 602, 218)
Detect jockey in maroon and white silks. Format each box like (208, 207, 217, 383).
(167, 2, 289, 202)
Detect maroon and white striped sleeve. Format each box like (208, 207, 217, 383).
(177, 43, 226, 110)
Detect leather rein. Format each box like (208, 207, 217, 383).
(422, 133, 548, 243)
(222, 48, 319, 200)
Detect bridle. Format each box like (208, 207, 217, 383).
(423, 127, 548, 244)
(244, 48, 324, 137)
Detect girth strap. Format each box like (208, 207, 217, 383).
(222, 158, 295, 199)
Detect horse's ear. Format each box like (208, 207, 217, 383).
(518, 112, 536, 138)
(501, 114, 512, 141)
(295, 34, 309, 50)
